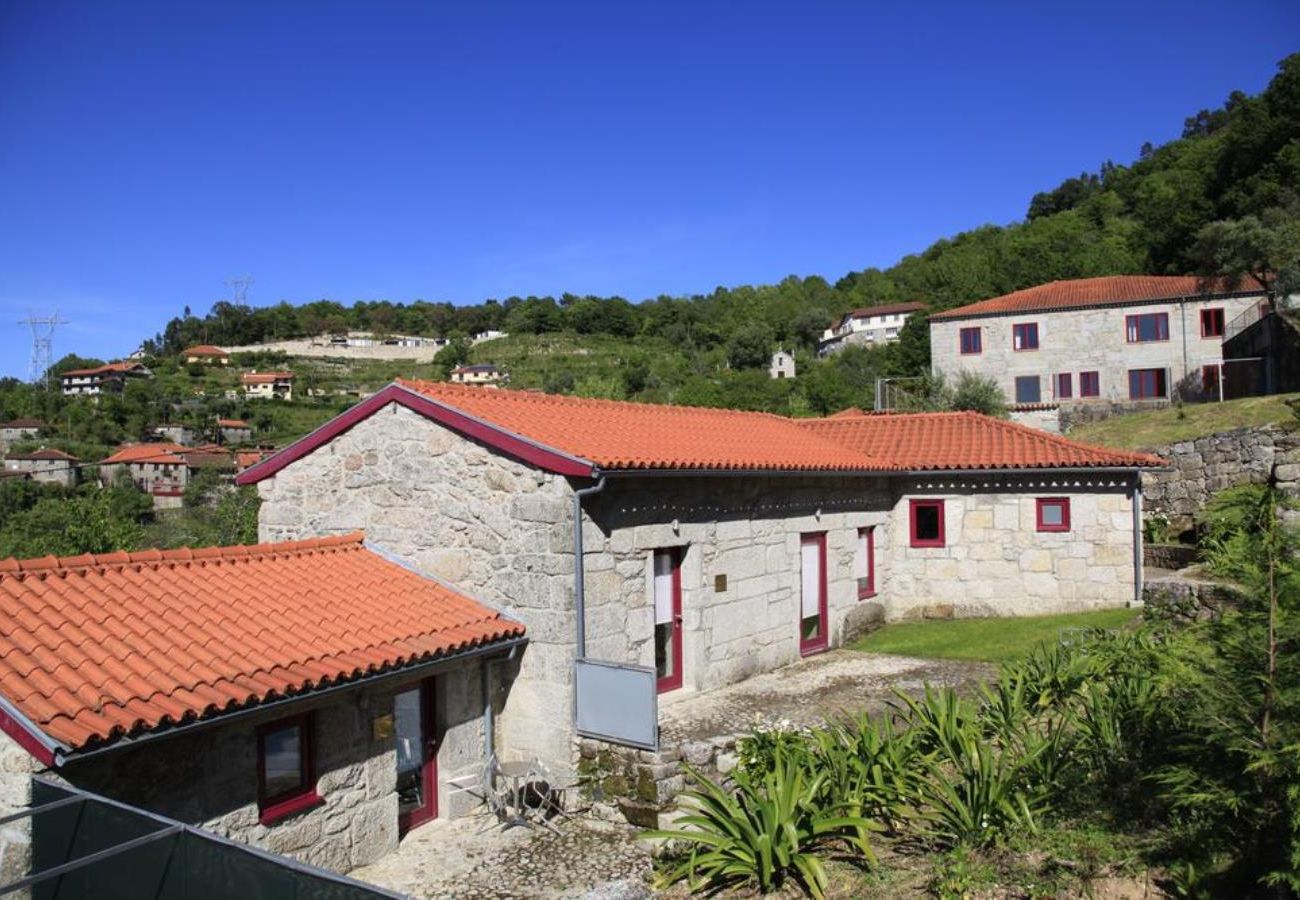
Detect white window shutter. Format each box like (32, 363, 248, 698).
(653, 552, 674, 625)
(801, 540, 821, 617)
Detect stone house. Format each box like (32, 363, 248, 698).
(243, 371, 295, 400)
(0, 419, 45, 445)
(152, 423, 196, 445)
(237, 381, 1160, 769)
(59, 361, 153, 396)
(98, 443, 235, 508)
(2, 448, 79, 487)
(0, 535, 525, 875)
(768, 350, 797, 379)
(929, 275, 1269, 420)
(183, 344, 231, 364)
(818, 302, 925, 356)
(449, 364, 505, 385)
(218, 418, 254, 444)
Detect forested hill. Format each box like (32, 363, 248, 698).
(148, 53, 1300, 371)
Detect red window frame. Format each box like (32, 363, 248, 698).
(1079, 371, 1100, 398)
(1202, 364, 1221, 396)
(1055, 373, 1073, 400)
(909, 499, 945, 548)
(653, 548, 684, 694)
(1035, 497, 1071, 533)
(959, 327, 982, 355)
(798, 532, 829, 656)
(1200, 308, 1225, 338)
(256, 712, 322, 826)
(1012, 322, 1039, 351)
(1128, 368, 1167, 400)
(1125, 312, 1170, 343)
(857, 526, 876, 599)
(396, 677, 439, 835)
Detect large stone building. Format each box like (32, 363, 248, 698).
(929, 275, 1270, 416)
(818, 302, 925, 356)
(0, 536, 525, 875)
(2, 448, 79, 487)
(237, 381, 1159, 768)
(98, 442, 235, 508)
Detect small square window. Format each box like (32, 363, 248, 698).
(959, 327, 982, 355)
(1015, 375, 1042, 404)
(1012, 323, 1039, 351)
(257, 713, 321, 825)
(1201, 308, 1225, 338)
(1036, 498, 1070, 532)
(1055, 373, 1073, 399)
(1079, 371, 1100, 398)
(910, 500, 945, 548)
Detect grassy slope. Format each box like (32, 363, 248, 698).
(1067, 393, 1299, 450)
(849, 608, 1138, 662)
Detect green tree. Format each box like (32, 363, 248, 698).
(726, 323, 775, 370)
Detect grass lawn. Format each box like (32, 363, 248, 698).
(1068, 393, 1299, 450)
(850, 607, 1140, 663)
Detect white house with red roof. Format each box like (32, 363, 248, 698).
(929, 275, 1270, 421)
(236, 380, 1160, 770)
(818, 301, 926, 355)
(59, 361, 153, 396)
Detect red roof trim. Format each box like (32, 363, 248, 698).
(236, 383, 597, 485)
(0, 701, 59, 766)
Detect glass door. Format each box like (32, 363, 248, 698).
(799, 533, 828, 655)
(395, 678, 437, 835)
(654, 548, 683, 693)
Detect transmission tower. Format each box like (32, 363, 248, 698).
(18, 312, 69, 387)
(225, 275, 254, 305)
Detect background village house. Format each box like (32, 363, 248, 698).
(242, 370, 296, 400)
(59, 361, 153, 396)
(449, 363, 505, 385)
(768, 350, 797, 379)
(183, 344, 231, 365)
(0, 418, 44, 445)
(2, 448, 79, 487)
(818, 302, 925, 356)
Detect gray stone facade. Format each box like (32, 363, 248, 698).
(0, 658, 490, 876)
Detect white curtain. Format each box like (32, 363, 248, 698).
(654, 552, 674, 625)
(853, 531, 868, 579)
(801, 540, 821, 618)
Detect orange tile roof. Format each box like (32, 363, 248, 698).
(182, 345, 229, 357)
(842, 302, 926, 319)
(61, 362, 149, 378)
(0, 418, 46, 429)
(99, 443, 190, 466)
(395, 379, 886, 471)
(242, 371, 294, 384)
(930, 274, 1268, 320)
(800, 412, 1163, 471)
(4, 448, 79, 462)
(0, 533, 524, 756)
(217, 418, 250, 428)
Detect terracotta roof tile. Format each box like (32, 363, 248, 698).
(0, 533, 524, 754)
(99, 443, 189, 465)
(799, 411, 1163, 470)
(0, 419, 45, 429)
(241, 371, 294, 384)
(930, 274, 1268, 320)
(182, 345, 229, 357)
(4, 448, 79, 462)
(61, 362, 149, 378)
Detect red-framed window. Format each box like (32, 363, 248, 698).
(1055, 373, 1073, 400)
(1014, 375, 1041, 404)
(909, 499, 945, 548)
(1126, 312, 1169, 343)
(1012, 322, 1039, 351)
(1200, 308, 1225, 338)
(1036, 497, 1071, 533)
(799, 532, 829, 656)
(256, 712, 322, 825)
(1203, 364, 1221, 396)
(855, 526, 876, 599)
(1128, 368, 1168, 400)
(959, 327, 982, 355)
(653, 548, 684, 693)
(1079, 371, 1100, 398)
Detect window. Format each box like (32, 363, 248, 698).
(1079, 371, 1100, 398)
(1055, 373, 1073, 400)
(855, 527, 876, 599)
(799, 533, 828, 655)
(1128, 368, 1168, 400)
(1012, 322, 1039, 351)
(1015, 375, 1042, 404)
(1036, 498, 1070, 532)
(959, 327, 982, 355)
(653, 549, 683, 693)
(1203, 364, 1221, 396)
(1201, 308, 1225, 338)
(909, 499, 945, 548)
(257, 713, 321, 825)
(1126, 312, 1170, 343)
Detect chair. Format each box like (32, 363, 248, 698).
(457, 753, 508, 832)
(524, 758, 582, 830)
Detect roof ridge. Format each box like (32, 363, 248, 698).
(0, 532, 366, 579)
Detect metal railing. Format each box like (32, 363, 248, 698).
(1225, 301, 1271, 343)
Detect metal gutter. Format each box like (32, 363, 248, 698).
(0, 693, 66, 768)
(595, 465, 1162, 479)
(55, 634, 528, 767)
(572, 474, 608, 660)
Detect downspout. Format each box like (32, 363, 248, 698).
(1132, 476, 1144, 605)
(573, 474, 608, 660)
(482, 641, 522, 762)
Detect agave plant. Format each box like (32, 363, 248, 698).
(645, 747, 875, 898)
(817, 713, 918, 835)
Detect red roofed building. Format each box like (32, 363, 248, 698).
(236, 381, 1161, 773)
(0, 533, 524, 871)
(98, 443, 236, 507)
(242, 370, 295, 400)
(929, 275, 1272, 422)
(182, 344, 230, 364)
(3, 447, 80, 486)
(818, 301, 926, 356)
(59, 361, 153, 396)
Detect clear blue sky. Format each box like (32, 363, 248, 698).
(1, 2, 1297, 378)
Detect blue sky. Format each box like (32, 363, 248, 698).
(1, 2, 1297, 378)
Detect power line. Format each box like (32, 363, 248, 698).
(18, 313, 70, 388)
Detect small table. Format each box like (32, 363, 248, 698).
(496, 760, 536, 830)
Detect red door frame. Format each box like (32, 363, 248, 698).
(656, 548, 684, 693)
(799, 532, 829, 656)
(397, 677, 438, 835)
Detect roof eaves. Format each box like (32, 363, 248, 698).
(930, 288, 1269, 321)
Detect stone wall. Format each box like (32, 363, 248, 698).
(1140, 426, 1300, 522)
(0, 730, 38, 886)
(256, 401, 575, 764)
(581, 476, 891, 692)
(932, 294, 1263, 407)
(887, 475, 1140, 618)
(0, 661, 488, 876)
